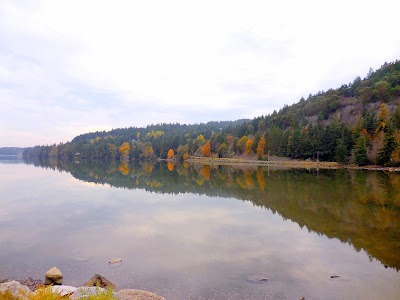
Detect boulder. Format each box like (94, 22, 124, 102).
(70, 287, 121, 300)
(45, 266, 63, 285)
(118, 289, 166, 300)
(0, 280, 32, 299)
(84, 274, 118, 291)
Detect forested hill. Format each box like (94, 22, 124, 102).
(71, 119, 249, 143)
(24, 60, 400, 166)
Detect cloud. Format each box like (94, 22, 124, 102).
(1, 0, 400, 146)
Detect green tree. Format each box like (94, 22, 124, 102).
(373, 81, 391, 102)
(335, 138, 347, 164)
(354, 135, 368, 166)
(377, 125, 397, 166)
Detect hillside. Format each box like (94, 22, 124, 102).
(24, 60, 400, 166)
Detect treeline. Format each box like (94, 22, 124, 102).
(23, 60, 400, 166)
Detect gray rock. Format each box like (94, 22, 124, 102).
(0, 280, 32, 299)
(18, 277, 43, 291)
(84, 274, 118, 291)
(51, 285, 77, 296)
(118, 289, 166, 300)
(70, 287, 121, 300)
(45, 266, 63, 285)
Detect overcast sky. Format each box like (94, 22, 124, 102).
(1, 0, 400, 147)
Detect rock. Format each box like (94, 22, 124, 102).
(70, 287, 121, 300)
(245, 274, 268, 284)
(84, 274, 118, 291)
(0, 280, 32, 299)
(0, 279, 10, 284)
(259, 277, 268, 282)
(45, 266, 63, 285)
(109, 258, 123, 264)
(18, 277, 43, 291)
(118, 289, 166, 300)
(51, 285, 77, 296)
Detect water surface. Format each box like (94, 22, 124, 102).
(0, 159, 399, 299)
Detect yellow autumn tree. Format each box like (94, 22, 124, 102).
(143, 145, 154, 159)
(376, 103, 389, 133)
(201, 141, 211, 157)
(167, 149, 174, 159)
(256, 135, 267, 159)
(237, 136, 248, 154)
(119, 142, 131, 161)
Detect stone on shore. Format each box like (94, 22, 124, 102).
(18, 277, 43, 291)
(118, 289, 166, 300)
(70, 287, 121, 300)
(51, 285, 77, 296)
(0, 280, 32, 299)
(84, 274, 118, 291)
(45, 266, 63, 285)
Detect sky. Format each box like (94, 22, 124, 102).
(1, 0, 400, 147)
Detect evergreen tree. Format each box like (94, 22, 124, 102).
(377, 124, 397, 166)
(335, 138, 347, 164)
(354, 135, 368, 166)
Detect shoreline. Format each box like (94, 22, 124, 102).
(184, 156, 400, 172)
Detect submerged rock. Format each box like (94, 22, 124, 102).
(0, 280, 32, 299)
(45, 266, 63, 285)
(109, 258, 123, 264)
(84, 274, 118, 291)
(118, 289, 166, 300)
(245, 274, 269, 284)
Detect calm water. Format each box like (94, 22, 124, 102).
(1, 159, 400, 299)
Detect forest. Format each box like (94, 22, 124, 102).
(23, 60, 400, 166)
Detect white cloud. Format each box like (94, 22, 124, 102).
(1, 0, 400, 146)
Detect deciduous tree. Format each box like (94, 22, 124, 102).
(167, 149, 174, 159)
(256, 135, 266, 159)
(201, 141, 211, 157)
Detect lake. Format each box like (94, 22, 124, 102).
(0, 159, 399, 299)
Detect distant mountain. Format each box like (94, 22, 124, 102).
(0, 147, 24, 155)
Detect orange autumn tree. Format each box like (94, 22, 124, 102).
(245, 138, 254, 154)
(167, 149, 174, 159)
(201, 141, 211, 157)
(256, 135, 267, 159)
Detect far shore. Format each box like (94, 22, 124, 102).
(184, 156, 400, 172)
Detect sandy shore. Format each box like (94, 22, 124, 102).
(185, 156, 400, 172)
